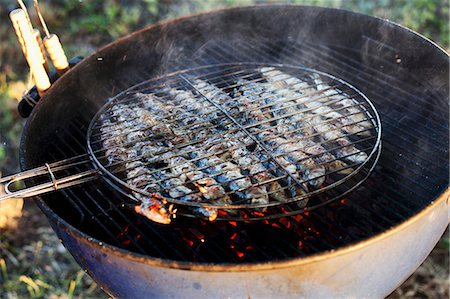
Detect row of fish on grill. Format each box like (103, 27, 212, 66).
(97, 67, 374, 224)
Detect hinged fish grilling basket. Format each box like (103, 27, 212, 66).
(0, 63, 381, 223)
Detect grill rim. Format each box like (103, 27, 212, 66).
(33, 188, 449, 271)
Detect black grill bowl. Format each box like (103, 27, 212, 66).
(20, 5, 449, 298)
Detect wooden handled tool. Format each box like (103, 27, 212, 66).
(43, 34, 69, 74)
(34, 0, 69, 75)
(17, 0, 49, 71)
(10, 11, 27, 56)
(34, 28, 50, 71)
(10, 9, 51, 95)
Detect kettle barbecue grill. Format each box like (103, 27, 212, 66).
(6, 5, 450, 298)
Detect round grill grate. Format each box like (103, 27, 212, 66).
(88, 64, 382, 222)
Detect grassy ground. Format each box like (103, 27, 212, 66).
(1, 203, 103, 299)
(0, 0, 448, 298)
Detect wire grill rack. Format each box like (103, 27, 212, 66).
(88, 63, 382, 221)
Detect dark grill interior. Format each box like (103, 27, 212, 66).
(36, 38, 448, 263)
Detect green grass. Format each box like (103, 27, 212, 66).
(0, 209, 103, 298)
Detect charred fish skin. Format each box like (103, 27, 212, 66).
(100, 105, 128, 167)
(166, 155, 228, 203)
(137, 96, 232, 206)
(157, 87, 239, 205)
(229, 79, 311, 197)
(230, 139, 291, 203)
(99, 99, 173, 224)
(171, 83, 266, 210)
(255, 80, 352, 176)
(191, 80, 266, 201)
(195, 80, 292, 204)
(311, 74, 373, 134)
(260, 67, 369, 165)
(233, 78, 325, 189)
(226, 139, 269, 204)
(260, 67, 371, 136)
(134, 193, 171, 225)
(230, 81, 309, 198)
(195, 79, 305, 203)
(103, 93, 221, 221)
(250, 80, 328, 188)
(155, 88, 237, 201)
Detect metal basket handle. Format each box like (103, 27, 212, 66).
(0, 155, 98, 201)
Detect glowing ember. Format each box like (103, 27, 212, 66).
(292, 215, 303, 222)
(279, 218, 291, 228)
(253, 211, 265, 217)
(235, 250, 245, 259)
(182, 237, 194, 247)
(269, 221, 281, 228)
(117, 198, 340, 263)
(191, 229, 205, 240)
(218, 210, 228, 217)
(117, 224, 130, 239)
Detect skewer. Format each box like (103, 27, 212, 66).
(34, 0, 69, 75)
(10, 9, 51, 95)
(33, 0, 50, 37)
(16, 0, 31, 24)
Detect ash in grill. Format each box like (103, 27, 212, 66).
(90, 64, 381, 224)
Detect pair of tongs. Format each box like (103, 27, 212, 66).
(10, 0, 69, 96)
